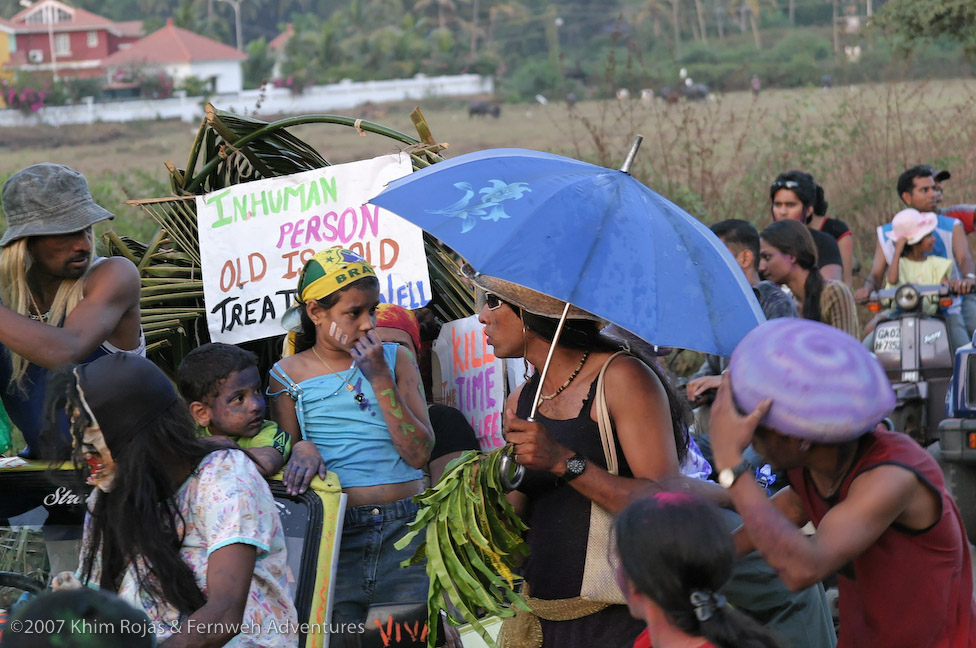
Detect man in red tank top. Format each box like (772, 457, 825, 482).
(709, 318, 975, 648)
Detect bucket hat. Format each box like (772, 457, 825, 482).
(728, 318, 894, 442)
(887, 208, 938, 245)
(0, 163, 114, 247)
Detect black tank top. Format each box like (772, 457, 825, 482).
(515, 373, 643, 648)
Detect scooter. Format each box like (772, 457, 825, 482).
(864, 283, 955, 446)
(938, 338, 976, 542)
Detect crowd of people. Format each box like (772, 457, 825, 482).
(0, 159, 973, 648)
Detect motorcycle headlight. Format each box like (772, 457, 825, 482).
(895, 284, 920, 311)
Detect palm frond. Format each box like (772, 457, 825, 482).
(114, 106, 471, 378)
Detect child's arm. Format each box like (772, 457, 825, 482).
(242, 447, 285, 477)
(237, 422, 290, 477)
(887, 237, 907, 285)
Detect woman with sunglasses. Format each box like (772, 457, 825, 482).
(760, 219, 860, 338)
(770, 171, 847, 284)
(474, 268, 834, 648)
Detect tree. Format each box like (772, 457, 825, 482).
(873, 0, 976, 56)
(243, 36, 274, 88)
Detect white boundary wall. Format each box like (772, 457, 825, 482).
(0, 73, 493, 127)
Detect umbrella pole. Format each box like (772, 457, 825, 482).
(620, 135, 643, 174)
(528, 301, 572, 422)
(500, 301, 572, 492)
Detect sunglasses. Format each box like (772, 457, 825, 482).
(485, 292, 508, 310)
(771, 179, 800, 190)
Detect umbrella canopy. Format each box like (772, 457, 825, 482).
(370, 147, 764, 357)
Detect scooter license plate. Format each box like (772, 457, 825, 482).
(874, 326, 901, 353)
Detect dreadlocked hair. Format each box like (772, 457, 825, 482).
(44, 367, 216, 616)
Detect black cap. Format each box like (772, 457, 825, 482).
(921, 164, 951, 183)
(74, 354, 179, 455)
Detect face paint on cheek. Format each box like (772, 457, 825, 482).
(329, 321, 338, 338)
(82, 428, 117, 492)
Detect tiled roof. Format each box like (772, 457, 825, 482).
(269, 24, 294, 52)
(113, 20, 145, 38)
(10, 1, 120, 33)
(102, 20, 246, 66)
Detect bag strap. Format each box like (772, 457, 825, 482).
(594, 351, 630, 476)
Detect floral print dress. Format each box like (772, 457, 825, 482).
(81, 449, 298, 647)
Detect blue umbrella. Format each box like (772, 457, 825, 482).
(371, 144, 764, 358)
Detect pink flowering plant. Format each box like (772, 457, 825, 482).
(1, 79, 46, 115)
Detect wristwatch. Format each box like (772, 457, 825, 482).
(718, 459, 752, 489)
(562, 454, 587, 482)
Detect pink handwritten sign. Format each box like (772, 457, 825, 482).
(433, 316, 525, 451)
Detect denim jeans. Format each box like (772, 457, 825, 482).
(330, 496, 428, 647)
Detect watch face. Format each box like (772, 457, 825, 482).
(718, 469, 735, 488)
(566, 456, 586, 476)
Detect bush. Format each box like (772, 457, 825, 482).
(501, 58, 564, 102)
(141, 72, 174, 99)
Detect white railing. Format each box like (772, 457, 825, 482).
(0, 73, 493, 126)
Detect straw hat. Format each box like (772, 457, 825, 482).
(461, 263, 601, 321)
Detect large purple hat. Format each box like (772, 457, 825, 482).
(728, 319, 894, 442)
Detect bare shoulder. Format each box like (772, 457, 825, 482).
(505, 381, 524, 412)
(271, 351, 311, 385)
(603, 353, 664, 390)
(85, 256, 140, 292)
(395, 344, 417, 370)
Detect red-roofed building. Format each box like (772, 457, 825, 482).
(268, 23, 294, 80)
(102, 18, 247, 94)
(4, 0, 143, 79)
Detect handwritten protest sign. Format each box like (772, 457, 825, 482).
(433, 315, 526, 451)
(195, 155, 429, 344)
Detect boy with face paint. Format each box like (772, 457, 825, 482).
(177, 343, 291, 477)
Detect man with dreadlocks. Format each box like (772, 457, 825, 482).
(0, 163, 143, 458)
(45, 353, 298, 647)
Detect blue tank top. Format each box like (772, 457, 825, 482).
(268, 343, 423, 488)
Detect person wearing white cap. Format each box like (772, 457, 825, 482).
(710, 318, 975, 648)
(0, 163, 143, 458)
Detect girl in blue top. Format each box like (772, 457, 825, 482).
(267, 248, 434, 642)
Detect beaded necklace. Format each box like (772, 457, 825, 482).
(537, 350, 590, 401)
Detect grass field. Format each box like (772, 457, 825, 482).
(2, 77, 976, 278)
